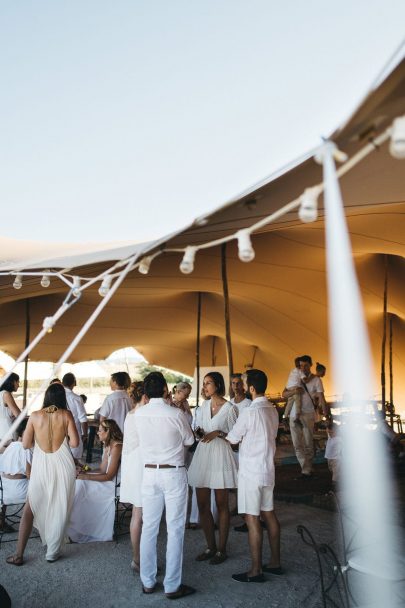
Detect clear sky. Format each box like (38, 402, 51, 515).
(1, 1, 404, 244)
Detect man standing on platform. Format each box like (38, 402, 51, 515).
(133, 373, 196, 599)
(226, 369, 282, 583)
(62, 373, 88, 460)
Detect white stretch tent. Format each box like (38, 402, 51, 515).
(0, 57, 404, 406)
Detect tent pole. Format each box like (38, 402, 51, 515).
(221, 243, 234, 379)
(23, 299, 31, 408)
(195, 292, 202, 408)
(380, 255, 388, 417)
(211, 335, 217, 366)
(389, 314, 394, 428)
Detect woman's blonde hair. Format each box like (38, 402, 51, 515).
(100, 419, 123, 446)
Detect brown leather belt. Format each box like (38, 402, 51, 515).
(145, 464, 185, 469)
(2, 473, 27, 479)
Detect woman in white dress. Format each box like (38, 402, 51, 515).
(6, 384, 79, 565)
(120, 383, 146, 572)
(188, 372, 238, 565)
(0, 373, 21, 445)
(67, 419, 122, 543)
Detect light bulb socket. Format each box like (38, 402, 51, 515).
(13, 274, 23, 289)
(41, 274, 51, 288)
(390, 116, 405, 159)
(98, 275, 112, 297)
(298, 188, 319, 223)
(237, 230, 255, 262)
(138, 256, 153, 275)
(180, 247, 197, 274)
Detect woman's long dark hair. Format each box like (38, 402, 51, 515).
(0, 372, 20, 393)
(204, 371, 226, 397)
(42, 383, 68, 410)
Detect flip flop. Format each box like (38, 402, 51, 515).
(166, 584, 196, 600)
(6, 555, 24, 566)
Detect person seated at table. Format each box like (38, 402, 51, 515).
(0, 419, 33, 532)
(67, 419, 123, 543)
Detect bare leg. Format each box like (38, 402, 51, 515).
(14, 502, 34, 559)
(196, 488, 216, 551)
(261, 509, 281, 567)
(214, 489, 230, 554)
(245, 514, 263, 576)
(130, 506, 142, 567)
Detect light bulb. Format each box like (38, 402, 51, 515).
(98, 275, 112, 297)
(180, 247, 197, 274)
(237, 229, 255, 262)
(298, 187, 319, 223)
(41, 273, 51, 288)
(43, 316, 55, 333)
(72, 276, 81, 297)
(138, 256, 152, 275)
(390, 116, 405, 159)
(13, 274, 22, 289)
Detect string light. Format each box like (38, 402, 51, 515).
(389, 116, 405, 159)
(298, 187, 319, 223)
(43, 316, 55, 333)
(180, 246, 197, 274)
(72, 276, 81, 297)
(98, 275, 112, 297)
(40, 272, 51, 288)
(13, 274, 22, 289)
(236, 229, 255, 262)
(138, 256, 153, 275)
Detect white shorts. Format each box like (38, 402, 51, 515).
(238, 475, 274, 516)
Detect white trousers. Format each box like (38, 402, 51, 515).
(140, 467, 188, 593)
(290, 413, 315, 475)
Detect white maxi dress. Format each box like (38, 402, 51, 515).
(0, 391, 14, 444)
(67, 449, 118, 543)
(120, 409, 143, 507)
(188, 400, 238, 489)
(28, 434, 76, 561)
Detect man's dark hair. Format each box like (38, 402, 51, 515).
(111, 371, 131, 389)
(316, 362, 326, 373)
(144, 374, 166, 399)
(294, 357, 301, 367)
(80, 394, 88, 404)
(299, 355, 312, 365)
(246, 369, 267, 394)
(0, 372, 20, 393)
(62, 373, 76, 388)
(16, 418, 28, 437)
(43, 383, 68, 410)
(205, 372, 226, 397)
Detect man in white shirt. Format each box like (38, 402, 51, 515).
(134, 373, 196, 599)
(99, 371, 132, 433)
(230, 373, 252, 414)
(282, 356, 326, 478)
(62, 373, 88, 460)
(227, 369, 281, 583)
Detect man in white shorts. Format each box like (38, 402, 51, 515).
(226, 369, 282, 583)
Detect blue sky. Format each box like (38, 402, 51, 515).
(1, 1, 404, 243)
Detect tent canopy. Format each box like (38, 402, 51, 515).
(0, 58, 404, 403)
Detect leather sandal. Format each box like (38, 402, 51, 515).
(209, 551, 227, 565)
(195, 548, 216, 561)
(6, 555, 24, 566)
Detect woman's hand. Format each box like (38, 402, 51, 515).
(201, 430, 221, 443)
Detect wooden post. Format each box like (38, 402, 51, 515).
(389, 314, 394, 428)
(381, 255, 388, 416)
(211, 335, 217, 367)
(23, 299, 31, 408)
(195, 292, 202, 408)
(221, 243, 234, 379)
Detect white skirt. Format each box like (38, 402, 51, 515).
(67, 478, 116, 543)
(120, 447, 143, 507)
(187, 438, 238, 489)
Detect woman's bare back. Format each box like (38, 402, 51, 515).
(26, 408, 78, 453)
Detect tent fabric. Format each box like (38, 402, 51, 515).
(0, 58, 404, 403)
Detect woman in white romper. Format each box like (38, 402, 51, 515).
(188, 372, 238, 565)
(0, 373, 21, 445)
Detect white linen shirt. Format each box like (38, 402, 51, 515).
(133, 398, 194, 466)
(65, 388, 88, 458)
(226, 396, 279, 486)
(99, 389, 132, 433)
(286, 367, 303, 389)
(230, 396, 252, 415)
(291, 375, 324, 416)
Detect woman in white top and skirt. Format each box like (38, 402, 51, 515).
(0, 373, 21, 446)
(188, 372, 238, 565)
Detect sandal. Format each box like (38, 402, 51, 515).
(6, 555, 24, 566)
(131, 560, 140, 572)
(209, 551, 227, 565)
(195, 548, 216, 562)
